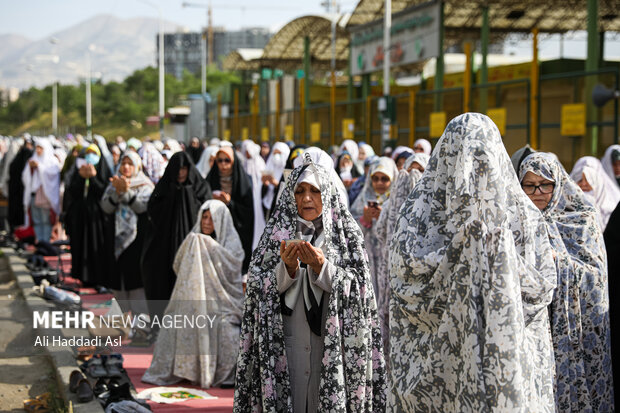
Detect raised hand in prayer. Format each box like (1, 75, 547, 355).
(110, 175, 130, 195)
(298, 241, 325, 274)
(261, 173, 278, 187)
(214, 191, 231, 205)
(280, 240, 300, 277)
(78, 164, 97, 179)
(28, 159, 38, 169)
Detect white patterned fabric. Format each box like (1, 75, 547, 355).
(374, 156, 423, 362)
(570, 156, 620, 229)
(241, 140, 267, 249)
(390, 113, 557, 412)
(263, 142, 290, 209)
(22, 138, 61, 214)
(142, 200, 245, 388)
(520, 152, 614, 412)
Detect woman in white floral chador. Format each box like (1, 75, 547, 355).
(143, 199, 244, 388)
(390, 113, 557, 412)
(520, 152, 614, 412)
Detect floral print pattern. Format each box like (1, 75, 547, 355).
(389, 113, 557, 412)
(234, 154, 386, 412)
(374, 162, 423, 361)
(520, 152, 614, 412)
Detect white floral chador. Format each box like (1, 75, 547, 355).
(142, 199, 245, 388)
(520, 152, 614, 412)
(374, 155, 424, 359)
(234, 154, 386, 412)
(390, 113, 557, 412)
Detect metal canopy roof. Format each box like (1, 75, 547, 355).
(347, 0, 620, 33)
(221, 49, 263, 71)
(261, 15, 350, 70)
(223, 15, 351, 72)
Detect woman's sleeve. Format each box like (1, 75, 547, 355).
(308, 259, 334, 293)
(127, 186, 152, 214)
(275, 260, 298, 294)
(99, 184, 118, 214)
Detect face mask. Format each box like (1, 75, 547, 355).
(85, 153, 100, 166)
(273, 153, 282, 163)
(340, 165, 352, 173)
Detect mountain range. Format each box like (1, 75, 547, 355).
(0, 14, 179, 91)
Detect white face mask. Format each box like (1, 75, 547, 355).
(340, 165, 352, 173)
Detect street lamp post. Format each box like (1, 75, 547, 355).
(50, 37, 59, 136)
(138, 0, 165, 139)
(86, 44, 95, 140)
(183, 1, 210, 138)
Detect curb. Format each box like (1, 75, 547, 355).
(3, 247, 104, 413)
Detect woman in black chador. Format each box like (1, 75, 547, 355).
(141, 152, 211, 306)
(62, 144, 114, 286)
(7, 139, 33, 231)
(205, 144, 254, 273)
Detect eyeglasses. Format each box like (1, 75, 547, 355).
(216, 158, 232, 164)
(521, 183, 554, 195)
(371, 175, 390, 183)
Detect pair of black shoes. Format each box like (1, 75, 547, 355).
(95, 379, 150, 410)
(69, 370, 93, 403)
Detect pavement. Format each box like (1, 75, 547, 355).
(3, 247, 104, 412)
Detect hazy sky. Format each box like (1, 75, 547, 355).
(1, 0, 618, 60)
(0, 0, 359, 40)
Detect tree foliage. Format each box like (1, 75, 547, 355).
(0, 65, 240, 137)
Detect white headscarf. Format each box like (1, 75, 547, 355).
(350, 156, 398, 221)
(293, 146, 349, 208)
(391, 145, 414, 161)
(413, 138, 432, 155)
(22, 138, 61, 214)
(195, 144, 218, 178)
(570, 156, 620, 229)
(241, 140, 267, 249)
(600, 144, 620, 187)
(409, 152, 430, 171)
(263, 142, 291, 209)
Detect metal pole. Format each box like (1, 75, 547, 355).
(479, 5, 489, 113)
(158, 9, 165, 139)
(52, 82, 58, 135)
(586, 0, 600, 155)
(383, 0, 391, 97)
(464, 42, 472, 113)
(86, 51, 92, 140)
(530, 29, 539, 150)
(202, 23, 207, 138)
(382, 0, 391, 149)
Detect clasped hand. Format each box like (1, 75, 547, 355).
(280, 241, 325, 276)
(110, 175, 130, 195)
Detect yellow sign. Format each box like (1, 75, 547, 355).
(284, 125, 294, 141)
(223, 129, 231, 141)
(241, 127, 249, 140)
(487, 107, 507, 135)
(561, 103, 586, 136)
(342, 119, 355, 140)
(261, 127, 270, 142)
(429, 112, 446, 138)
(311, 122, 321, 143)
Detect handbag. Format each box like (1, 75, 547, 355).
(33, 187, 52, 209)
